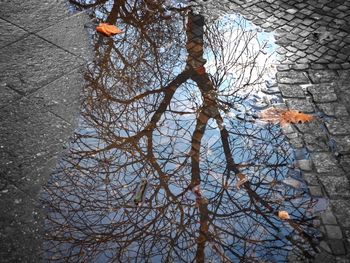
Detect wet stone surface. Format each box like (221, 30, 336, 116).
(1, 0, 350, 262)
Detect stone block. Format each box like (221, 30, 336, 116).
(330, 200, 350, 228)
(308, 69, 338, 83)
(317, 103, 349, 117)
(311, 152, 342, 173)
(312, 93, 338, 103)
(0, 35, 83, 94)
(29, 69, 84, 126)
(325, 225, 343, 239)
(0, 18, 28, 48)
(279, 84, 305, 98)
(0, 84, 21, 108)
(329, 240, 347, 255)
(326, 119, 350, 135)
(276, 71, 309, 84)
(319, 175, 350, 197)
(37, 12, 93, 61)
(285, 99, 314, 112)
(321, 210, 338, 225)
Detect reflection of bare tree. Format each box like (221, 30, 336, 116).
(42, 1, 320, 262)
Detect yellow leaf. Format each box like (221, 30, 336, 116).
(96, 23, 123, 37)
(278, 210, 290, 220)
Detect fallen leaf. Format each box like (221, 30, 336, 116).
(96, 23, 123, 37)
(278, 210, 290, 220)
(280, 110, 314, 125)
(236, 173, 247, 189)
(259, 108, 314, 126)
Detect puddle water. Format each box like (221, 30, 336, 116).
(42, 1, 327, 262)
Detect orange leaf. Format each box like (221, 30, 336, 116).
(259, 108, 314, 126)
(280, 110, 314, 125)
(278, 210, 290, 220)
(96, 23, 123, 37)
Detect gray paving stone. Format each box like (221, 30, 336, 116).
(302, 172, 319, 185)
(321, 210, 338, 225)
(0, 0, 70, 33)
(311, 152, 343, 173)
(313, 251, 337, 263)
(303, 136, 326, 152)
(279, 84, 305, 98)
(307, 83, 336, 94)
(325, 225, 343, 239)
(276, 71, 309, 84)
(285, 98, 314, 112)
(0, 18, 28, 48)
(0, 34, 83, 94)
(0, 98, 73, 191)
(308, 69, 338, 83)
(330, 200, 350, 228)
(37, 11, 92, 60)
(326, 119, 350, 135)
(0, 185, 44, 262)
(309, 185, 324, 196)
(332, 136, 350, 154)
(0, 83, 21, 108)
(317, 103, 349, 117)
(329, 240, 347, 255)
(312, 92, 338, 103)
(29, 69, 84, 126)
(318, 175, 350, 198)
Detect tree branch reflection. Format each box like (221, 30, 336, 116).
(43, 1, 320, 262)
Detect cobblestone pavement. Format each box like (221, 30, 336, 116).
(0, 0, 350, 262)
(194, 0, 350, 261)
(0, 0, 91, 261)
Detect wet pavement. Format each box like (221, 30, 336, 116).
(1, 0, 350, 262)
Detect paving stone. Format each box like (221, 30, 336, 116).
(319, 240, 332, 253)
(329, 240, 347, 255)
(285, 98, 314, 112)
(313, 251, 337, 263)
(318, 175, 350, 197)
(326, 119, 350, 135)
(309, 185, 324, 197)
(302, 172, 319, 185)
(0, 83, 21, 108)
(295, 120, 325, 136)
(276, 71, 309, 84)
(330, 200, 350, 228)
(317, 103, 349, 117)
(325, 225, 343, 239)
(37, 12, 92, 61)
(308, 69, 338, 83)
(321, 210, 338, 225)
(296, 159, 313, 171)
(312, 92, 338, 103)
(0, 34, 83, 95)
(332, 136, 350, 153)
(0, 185, 44, 262)
(307, 83, 336, 94)
(0, 0, 70, 32)
(29, 69, 84, 126)
(0, 98, 73, 191)
(0, 18, 28, 48)
(279, 84, 305, 98)
(311, 152, 342, 173)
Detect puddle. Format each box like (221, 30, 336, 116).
(42, 1, 326, 262)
